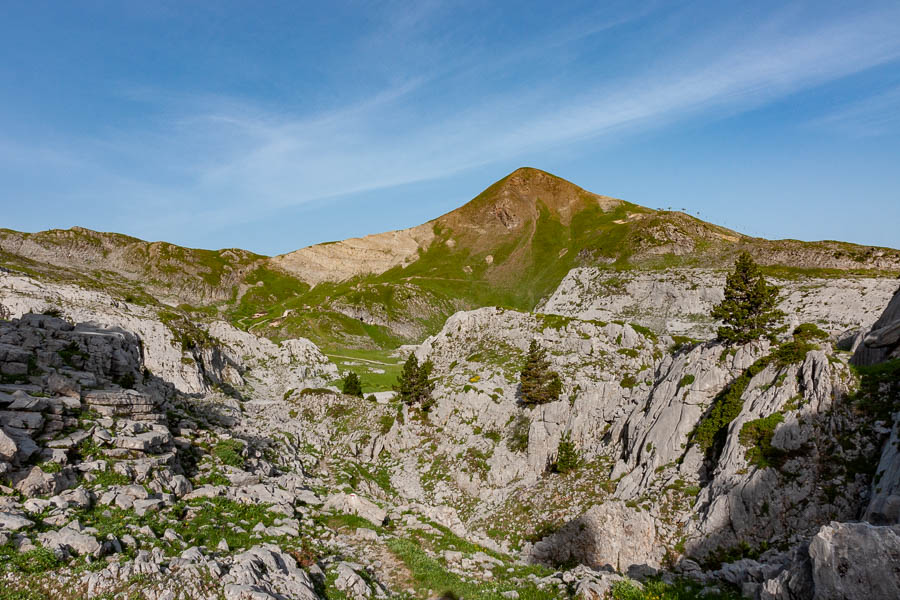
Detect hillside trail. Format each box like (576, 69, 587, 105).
(325, 354, 399, 366)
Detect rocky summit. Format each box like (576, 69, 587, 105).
(0, 169, 899, 600)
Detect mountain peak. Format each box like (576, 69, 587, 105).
(437, 167, 622, 235)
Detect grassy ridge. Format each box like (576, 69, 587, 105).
(3, 168, 899, 352)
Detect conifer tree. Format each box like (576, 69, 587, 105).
(711, 252, 785, 344)
(519, 339, 562, 405)
(342, 371, 363, 397)
(554, 432, 579, 474)
(394, 354, 435, 411)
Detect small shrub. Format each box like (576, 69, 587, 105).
(114, 372, 136, 389)
(620, 374, 638, 389)
(378, 414, 395, 434)
(37, 461, 62, 474)
(299, 387, 334, 396)
(394, 355, 435, 411)
(793, 323, 829, 342)
(678, 374, 695, 388)
(629, 323, 658, 341)
(769, 340, 817, 368)
(484, 430, 501, 443)
(739, 413, 785, 469)
(850, 358, 900, 421)
(519, 340, 562, 405)
(58, 341, 88, 368)
(213, 439, 244, 467)
(670, 335, 700, 353)
(507, 412, 530, 453)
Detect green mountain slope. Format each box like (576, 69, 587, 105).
(2, 167, 898, 351)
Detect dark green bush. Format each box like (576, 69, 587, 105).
(739, 413, 785, 468)
(342, 371, 363, 397)
(620, 374, 638, 389)
(678, 374, 695, 388)
(792, 323, 829, 342)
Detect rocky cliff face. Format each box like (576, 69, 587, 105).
(540, 267, 898, 341)
(0, 272, 337, 398)
(273, 224, 436, 286)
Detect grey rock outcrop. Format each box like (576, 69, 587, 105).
(529, 501, 663, 571)
(0, 272, 336, 396)
(223, 544, 319, 600)
(807, 521, 900, 600)
(540, 267, 897, 340)
(323, 493, 387, 526)
(852, 284, 900, 366)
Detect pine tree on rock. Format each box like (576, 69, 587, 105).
(554, 432, 579, 474)
(519, 339, 562, 405)
(711, 252, 785, 344)
(394, 354, 435, 411)
(342, 371, 363, 397)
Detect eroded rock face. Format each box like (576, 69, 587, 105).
(852, 285, 900, 367)
(540, 268, 897, 340)
(206, 320, 338, 399)
(528, 502, 663, 571)
(0, 273, 336, 396)
(323, 493, 387, 527)
(273, 223, 435, 286)
(867, 419, 900, 525)
(84, 389, 161, 422)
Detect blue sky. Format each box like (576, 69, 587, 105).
(1, 1, 899, 255)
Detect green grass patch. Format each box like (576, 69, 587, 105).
(213, 439, 245, 467)
(611, 577, 741, 600)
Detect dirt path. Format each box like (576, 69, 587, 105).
(325, 354, 400, 366)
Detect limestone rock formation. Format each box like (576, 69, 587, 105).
(853, 283, 900, 366)
(807, 522, 900, 600)
(273, 223, 435, 285)
(541, 267, 897, 340)
(528, 501, 663, 571)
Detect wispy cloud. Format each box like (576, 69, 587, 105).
(164, 6, 900, 210)
(4, 3, 900, 247)
(810, 85, 900, 137)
